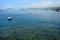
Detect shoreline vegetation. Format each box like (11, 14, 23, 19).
(47, 7, 60, 12)
(56, 7, 60, 12)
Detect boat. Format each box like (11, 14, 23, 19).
(8, 16, 12, 20)
(29, 13, 32, 14)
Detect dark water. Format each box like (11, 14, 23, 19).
(0, 10, 60, 40)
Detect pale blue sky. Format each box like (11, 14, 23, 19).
(0, 0, 60, 9)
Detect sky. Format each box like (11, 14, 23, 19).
(0, 0, 60, 9)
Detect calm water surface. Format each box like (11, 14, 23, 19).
(0, 10, 60, 40)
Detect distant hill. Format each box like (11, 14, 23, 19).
(56, 7, 60, 11)
(0, 9, 5, 12)
(46, 7, 60, 11)
(0, 7, 60, 12)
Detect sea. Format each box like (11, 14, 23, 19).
(0, 10, 60, 40)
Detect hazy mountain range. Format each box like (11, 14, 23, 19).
(0, 7, 60, 11)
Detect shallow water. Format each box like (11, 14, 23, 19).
(0, 10, 60, 40)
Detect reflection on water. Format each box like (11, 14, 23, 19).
(0, 10, 60, 40)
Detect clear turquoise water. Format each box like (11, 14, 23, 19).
(0, 10, 60, 40)
(0, 10, 60, 27)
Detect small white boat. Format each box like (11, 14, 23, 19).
(29, 13, 32, 14)
(8, 16, 12, 20)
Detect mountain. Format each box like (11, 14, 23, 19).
(0, 7, 60, 12)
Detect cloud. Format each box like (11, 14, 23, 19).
(5, 5, 13, 9)
(29, 1, 60, 8)
(17, 1, 60, 8)
(5, 1, 60, 9)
